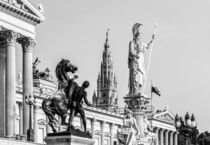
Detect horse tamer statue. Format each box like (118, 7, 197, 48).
(42, 59, 92, 133)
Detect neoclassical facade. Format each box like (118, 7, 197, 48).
(149, 109, 178, 145)
(0, 0, 45, 138)
(0, 1, 179, 145)
(14, 77, 178, 145)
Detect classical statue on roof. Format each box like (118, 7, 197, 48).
(42, 58, 92, 137)
(33, 57, 53, 81)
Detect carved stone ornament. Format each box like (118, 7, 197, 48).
(156, 114, 174, 123)
(0, 30, 19, 43)
(0, 41, 6, 54)
(17, 37, 36, 52)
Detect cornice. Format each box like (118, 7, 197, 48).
(0, 0, 43, 25)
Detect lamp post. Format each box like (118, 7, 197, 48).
(25, 95, 36, 142)
(175, 112, 198, 145)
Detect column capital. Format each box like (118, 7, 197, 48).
(0, 30, 19, 43)
(0, 41, 6, 54)
(17, 37, 36, 53)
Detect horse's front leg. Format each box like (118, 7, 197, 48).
(61, 113, 68, 125)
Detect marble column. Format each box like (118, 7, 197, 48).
(174, 132, 178, 145)
(169, 131, 173, 145)
(17, 37, 35, 135)
(165, 130, 168, 145)
(33, 105, 39, 143)
(101, 121, 105, 145)
(154, 128, 159, 145)
(19, 103, 23, 135)
(160, 129, 164, 145)
(3, 30, 18, 138)
(110, 123, 114, 145)
(91, 117, 96, 139)
(0, 42, 6, 137)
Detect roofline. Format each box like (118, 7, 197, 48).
(22, 0, 46, 22)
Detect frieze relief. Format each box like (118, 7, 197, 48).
(156, 113, 174, 123)
(2, 0, 38, 17)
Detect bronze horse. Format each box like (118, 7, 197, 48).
(42, 59, 78, 132)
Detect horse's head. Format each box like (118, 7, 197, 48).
(56, 59, 78, 85)
(61, 59, 77, 74)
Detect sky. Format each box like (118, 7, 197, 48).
(16, 0, 210, 132)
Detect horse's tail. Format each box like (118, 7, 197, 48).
(41, 93, 59, 124)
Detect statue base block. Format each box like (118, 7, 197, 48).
(45, 129, 95, 145)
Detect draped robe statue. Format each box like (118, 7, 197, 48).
(128, 23, 154, 95)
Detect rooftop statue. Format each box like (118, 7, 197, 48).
(42, 59, 92, 134)
(33, 57, 53, 81)
(128, 23, 155, 95)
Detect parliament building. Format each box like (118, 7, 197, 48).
(0, 0, 178, 145)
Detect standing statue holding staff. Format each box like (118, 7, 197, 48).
(128, 23, 155, 95)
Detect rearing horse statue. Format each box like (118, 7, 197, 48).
(42, 59, 78, 132)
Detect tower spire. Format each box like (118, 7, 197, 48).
(97, 29, 118, 111)
(105, 28, 110, 49)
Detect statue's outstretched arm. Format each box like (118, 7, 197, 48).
(146, 34, 155, 49)
(83, 93, 91, 106)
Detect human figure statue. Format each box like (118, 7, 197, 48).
(142, 115, 156, 143)
(68, 81, 92, 132)
(117, 107, 140, 145)
(128, 23, 155, 95)
(143, 115, 152, 135)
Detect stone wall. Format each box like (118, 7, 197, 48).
(0, 137, 42, 145)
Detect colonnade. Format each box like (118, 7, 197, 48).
(0, 29, 35, 138)
(154, 127, 178, 145)
(89, 117, 117, 145)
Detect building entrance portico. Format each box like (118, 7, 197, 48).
(0, 0, 45, 138)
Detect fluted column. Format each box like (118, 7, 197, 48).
(91, 117, 96, 139)
(19, 103, 23, 135)
(160, 129, 164, 145)
(169, 131, 173, 145)
(154, 128, 159, 145)
(33, 105, 39, 143)
(110, 123, 114, 145)
(101, 121, 105, 145)
(0, 42, 6, 136)
(0, 30, 19, 138)
(17, 37, 35, 135)
(174, 132, 178, 145)
(165, 130, 168, 145)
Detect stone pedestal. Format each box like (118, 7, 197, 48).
(45, 130, 95, 145)
(124, 94, 156, 145)
(45, 135, 95, 145)
(124, 94, 151, 136)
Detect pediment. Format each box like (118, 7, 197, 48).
(153, 110, 175, 124)
(0, 0, 45, 22)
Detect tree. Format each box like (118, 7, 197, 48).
(197, 131, 210, 145)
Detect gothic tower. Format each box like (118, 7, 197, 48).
(96, 29, 118, 111)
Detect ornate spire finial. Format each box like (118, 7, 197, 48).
(105, 28, 110, 49)
(106, 28, 110, 41)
